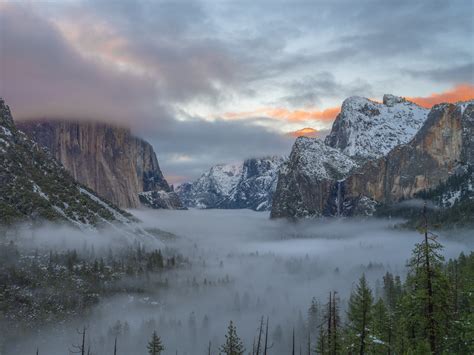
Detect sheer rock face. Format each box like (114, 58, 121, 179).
(0, 98, 134, 227)
(271, 99, 474, 219)
(18, 120, 183, 209)
(270, 138, 357, 218)
(344, 102, 474, 208)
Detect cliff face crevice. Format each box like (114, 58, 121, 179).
(17, 120, 181, 209)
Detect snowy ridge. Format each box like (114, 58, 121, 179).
(325, 94, 429, 160)
(177, 157, 286, 211)
(225, 156, 286, 211)
(289, 137, 357, 180)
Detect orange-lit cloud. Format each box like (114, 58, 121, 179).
(407, 84, 474, 108)
(288, 127, 319, 138)
(223, 106, 340, 122)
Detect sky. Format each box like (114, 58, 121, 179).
(0, 0, 473, 183)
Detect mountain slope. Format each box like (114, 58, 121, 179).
(325, 94, 428, 160)
(343, 101, 474, 210)
(271, 97, 473, 219)
(270, 138, 357, 218)
(0, 98, 135, 227)
(177, 156, 285, 211)
(375, 165, 474, 227)
(221, 156, 286, 211)
(177, 163, 242, 209)
(18, 120, 183, 210)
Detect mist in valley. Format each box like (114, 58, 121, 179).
(3, 209, 473, 355)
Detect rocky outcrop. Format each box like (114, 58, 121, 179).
(271, 97, 474, 219)
(343, 101, 474, 211)
(325, 95, 428, 160)
(0, 98, 135, 227)
(222, 156, 286, 211)
(177, 163, 242, 209)
(177, 156, 285, 211)
(270, 139, 357, 218)
(17, 120, 183, 209)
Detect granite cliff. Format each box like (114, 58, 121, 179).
(18, 120, 183, 210)
(0, 98, 135, 228)
(271, 96, 473, 219)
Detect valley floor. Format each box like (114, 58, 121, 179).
(2, 209, 473, 354)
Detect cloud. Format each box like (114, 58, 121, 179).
(407, 84, 474, 108)
(278, 72, 373, 108)
(138, 115, 294, 182)
(1, 0, 473, 182)
(223, 106, 340, 123)
(407, 63, 474, 84)
(0, 3, 156, 125)
(287, 127, 324, 139)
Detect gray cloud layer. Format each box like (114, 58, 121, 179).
(0, 0, 472, 181)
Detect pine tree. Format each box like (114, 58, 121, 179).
(346, 274, 373, 355)
(147, 331, 165, 355)
(220, 320, 245, 355)
(402, 205, 450, 353)
(370, 298, 391, 354)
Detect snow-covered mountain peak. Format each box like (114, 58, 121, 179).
(291, 137, 357, 180)
(325, 95, 429, 160)
(207, 163, 243, 195)
(383, 94, 407, 106)
(177, 156, 286, 211)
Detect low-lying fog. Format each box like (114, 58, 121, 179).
(7, 209, 474, 355)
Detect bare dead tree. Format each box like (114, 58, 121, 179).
(70, 326, 87, 355)
(256, 316, 264, 355)
(263, 316, 273, 355)
(292, 327, 295, 355)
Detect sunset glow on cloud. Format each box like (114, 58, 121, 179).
(287, 127, 320, 138)
(223, 106, 340, 123)
(1, 0, 472, 181)
(408, 84, 474, 108)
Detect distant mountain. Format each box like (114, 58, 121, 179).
(18, 120, 184, 210)
(0, 98, 136, 228)
(271, 95, 474, 219)
(325, 94, 428, 160)
(177, 156, 285, 211)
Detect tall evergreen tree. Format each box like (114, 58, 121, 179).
(371, 298, 391, 354)
(402, 205, 450, 353)
(220, 321, 245, 355)
(346, 274, 373, 355)
(147, 331, 165, 355)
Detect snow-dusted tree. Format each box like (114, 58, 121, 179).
(220, 320, 245, 355)
(147, 331, 165, 355)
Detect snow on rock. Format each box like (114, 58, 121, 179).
(325, 95, 429, 160)
(177, 157, 286, 211)
(290, 137, 357, 180)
